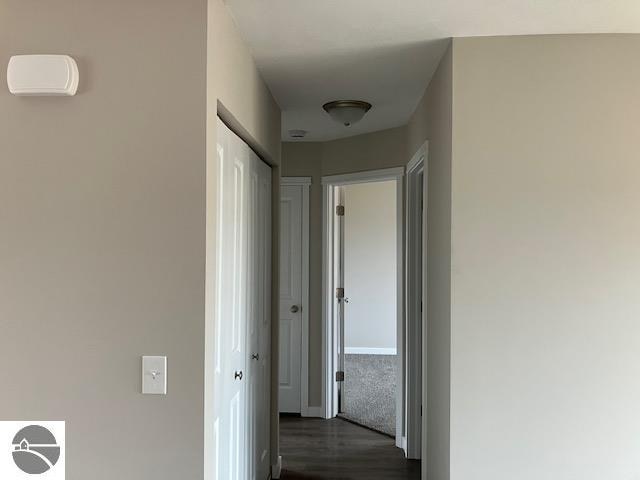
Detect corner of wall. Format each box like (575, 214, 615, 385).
(205, 1, 282, 476)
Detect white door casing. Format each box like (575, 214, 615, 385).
(213, 117, 271, 480)
(279, 185, 303, 413)
(406, 141, 427, 468)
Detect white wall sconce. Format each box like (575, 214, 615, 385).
(7, 55, 79, 96)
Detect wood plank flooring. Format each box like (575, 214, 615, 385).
(279, 416, 420, 480)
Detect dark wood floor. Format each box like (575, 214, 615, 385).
(279, 416, 420, 480)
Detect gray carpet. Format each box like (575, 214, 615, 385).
(340, 354, 396, 436)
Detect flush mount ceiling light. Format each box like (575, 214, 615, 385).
(288, 129, 308, 138)
(322, 100, 372, 127)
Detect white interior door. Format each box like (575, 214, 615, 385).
(214, 118, 248, 480)
(247, 151, 272, 480)
(279, 185, 303, 413)
(214, 117, 271, 480)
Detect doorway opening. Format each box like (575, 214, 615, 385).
(321, 167, 408, 447)
(336, 180, 398, 436)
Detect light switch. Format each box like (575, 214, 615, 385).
(142, 356, 167, 395)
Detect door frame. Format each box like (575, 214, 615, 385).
(320, 167, 405, 448)
(405, 142, 427, 461)
(280, 176, 312, 416)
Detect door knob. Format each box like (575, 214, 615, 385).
(290, 305, 300, 313)
(251, 353, 259, 360)
(234, 371, 243, 380)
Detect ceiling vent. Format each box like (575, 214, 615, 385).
(289, 129, 308, 138)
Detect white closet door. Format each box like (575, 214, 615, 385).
(214, 118, 249, 480)
(278, 185, 303, 413)
(247, 150, 272, 480)
(214, 117, 271, 480)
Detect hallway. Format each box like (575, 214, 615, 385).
(280, 416, 420, 480)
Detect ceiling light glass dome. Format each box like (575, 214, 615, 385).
(323, 100, 372, 127)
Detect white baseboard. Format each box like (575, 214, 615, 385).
(271, 455, 282, 479)
(344, 347, 397, 355)
(301, 406, 324, 418)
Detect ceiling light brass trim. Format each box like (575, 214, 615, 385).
(322, 100, 372, 113)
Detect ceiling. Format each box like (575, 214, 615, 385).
(225, 0, 640, 141)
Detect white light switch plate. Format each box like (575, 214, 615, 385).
(142, 356, 167, 395)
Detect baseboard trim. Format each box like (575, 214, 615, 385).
(302, 406, 324, 418)
(271, 455, 282, 479)
(344, 347, 397, 355)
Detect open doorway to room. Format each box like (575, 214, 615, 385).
(337, 180, 398, 436)
(321, 167, 416, 450)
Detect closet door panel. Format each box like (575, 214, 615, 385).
(213, 118, 248, 480)
(253, 153, 272, 480)
(213, 118, 271, 480)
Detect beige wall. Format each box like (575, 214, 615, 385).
(286, 34, 640, 480)
(208, 0, 281, 165)
(450, 35, 640, 480)
(0, 0, 281, 479)
(206, 0, 282, 475)
(406, 44, 453, 480)
(322, 127, 408, 175)
(344, 181, 397, 351)
(0, 0, 207, 479)
(282, 128, 406, 407)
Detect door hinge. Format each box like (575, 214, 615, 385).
(335, 205, 345, 216)
(336, 287, 345, 299)
(335, 371, 345, 382)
